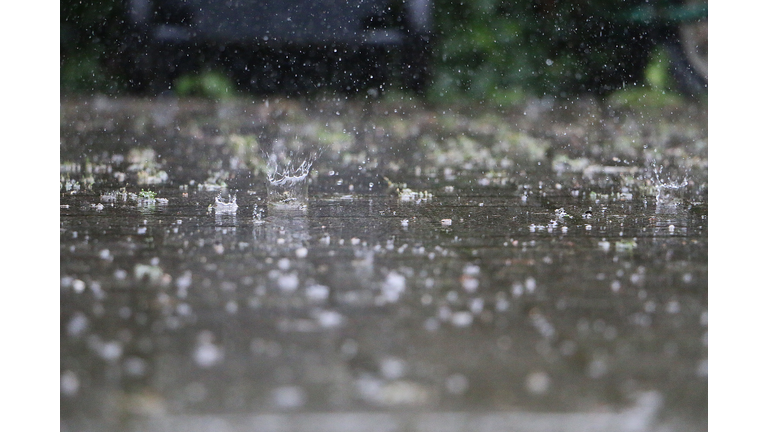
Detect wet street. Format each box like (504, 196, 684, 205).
(60, 95, 707, 431)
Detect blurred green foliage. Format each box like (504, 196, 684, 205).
(605, 46, 688, 108)
(174, 70, 236, 99)
(60, 0, 126, 93)
(61, 0, 685, 100)
(429, 0, 669, 101)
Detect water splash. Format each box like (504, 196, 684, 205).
(214, 193, 238, 213)
(253, 204, 266, 224)
(652, 164, 688, 213)
(648, 162, 690, 236)
(265, 149, 319, 210)
(267, 158, 314, 187)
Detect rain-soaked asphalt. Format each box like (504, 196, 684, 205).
(60, 95, 707, 432)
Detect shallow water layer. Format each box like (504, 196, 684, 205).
(61, 96, 707, 432)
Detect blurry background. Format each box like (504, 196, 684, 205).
(60, 0, 707, 101)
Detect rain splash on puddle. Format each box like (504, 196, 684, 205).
(214, 192, 239, 214)
(264, 141, 320, 210)
(652, 164, 689, 213)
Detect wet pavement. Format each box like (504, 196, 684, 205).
(60, 95, 707, 431)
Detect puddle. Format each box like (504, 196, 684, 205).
(61, 97, 707, 432)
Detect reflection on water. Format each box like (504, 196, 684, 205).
(253, 208, 311, 254)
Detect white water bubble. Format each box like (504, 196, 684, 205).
(610, 280, 621, 292)
(461, 276, 479, 292)
(530, 313, 556, 340)
(525, 371, 551, 395)
(424, 317, 440, 332)
(381, 357, 407, 380)
(72, 279, 86, 293)
(421, 294, 433, 305)
(446, 291, 459, 303)
(99, 340, 124, 362)
(306, 284, 330, 301)
(666, 300, 681, 314)
(176, 270, 192, 291)
(225, 300, 238, 314)
(123, 356, 148, 377)
(587, 358, 608, 379)
(381, 271, 407, 303)
(469, 297, 484, 314)
(463, 264, 480, 276)
(512, 282, 524, 297)
(315, 309, 345, 328)
(525, 277, 536, 293)
(451, 311, 473, 328)
(272, 386, 307, 409)
(67, 312, 89, 337)
(61, 370, 80, 396)
(177, 303, 192, 316)
(445, 373, 469, 395)
(277, 273, 300, 292)
(644, 300, 657, 313)
(495, 297, 509, 311)
(277, 258, 291, 270)
(194, 332, 223, 368)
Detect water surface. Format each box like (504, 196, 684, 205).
(61, 96, 707, 431)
